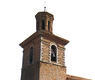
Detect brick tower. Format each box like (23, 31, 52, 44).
(20, 11, 69, 80)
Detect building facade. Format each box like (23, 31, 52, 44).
(20, 11, 90, 80)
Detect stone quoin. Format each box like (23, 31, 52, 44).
(20, 11, 90, 80)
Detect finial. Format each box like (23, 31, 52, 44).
(44, 6, 46, 12)
(44, 1, 47, 12)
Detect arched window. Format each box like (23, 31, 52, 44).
(29, 47, 33, 64)
(37, 21, 39, 30)
(48, 21, 50, 31)
(42, 20, 45, 30)
(51, 45, 57, 62)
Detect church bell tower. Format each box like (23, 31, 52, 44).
(20, 10, 69, 80)
(35, 11, 54, 33)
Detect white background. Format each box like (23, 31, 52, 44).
(0, 0, 95, 80)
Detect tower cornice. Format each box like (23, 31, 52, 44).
(35, 12, 54, 20)
(20, 31, 69, 48)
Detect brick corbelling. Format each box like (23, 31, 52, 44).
(42, 31, 69, 45)
(20, 32, 40, 48)
(35, 12, 54, 20)
(20, 31, 69, 48)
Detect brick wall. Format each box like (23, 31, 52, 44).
(40, 62, 66, 80)
(41, 38, 65, 67)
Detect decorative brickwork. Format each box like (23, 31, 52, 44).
(20, 11, 90, 80)
(40, 38, 65, 66)
(41, 40, 50, 62)
(57, 46, 65, 66)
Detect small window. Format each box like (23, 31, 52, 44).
(48, 21, 50, 31)
(29, 47, 33, 64)
(42, 20, 45, 30)
(37, 21, 39, 30)
(51, 45, 57, 62)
